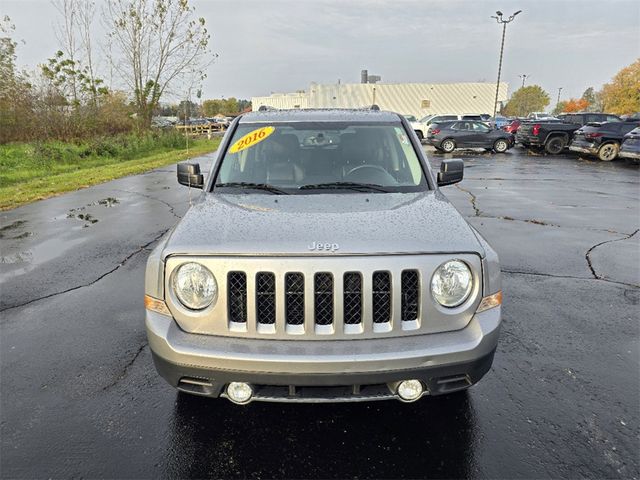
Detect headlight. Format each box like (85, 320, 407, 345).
(431, 260, 473, 308)
(172, 262, 218, 310)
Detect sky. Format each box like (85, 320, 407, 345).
(3, 0, 639, 105)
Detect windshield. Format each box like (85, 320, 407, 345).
(214, 122, 428, 194)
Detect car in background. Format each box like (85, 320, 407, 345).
(426, 120, 515, 153)
(619, 127, 640, 163)
(403, 114, 418, 123)
(569, 121, 640, 161)
(517, 112, 622, 154)
(527, 112, 557, 121)
(502, 119, 521, 134)
(492, 116, 511, 129)
(412, 114, 487, 141)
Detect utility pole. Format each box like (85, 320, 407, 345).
(491, 10, 522, 117)
(518, 74, 529, 88)
(556, 87, 563, 107)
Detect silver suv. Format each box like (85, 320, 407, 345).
(144, 108, 502, 404)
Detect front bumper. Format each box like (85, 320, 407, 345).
(619, 149, 640, 160)
(569, 143, 598, 155)
(146, 307, 501, 402)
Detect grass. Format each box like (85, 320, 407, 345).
(0, 132, 221, 210)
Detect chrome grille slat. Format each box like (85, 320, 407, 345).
(372, 271, 392, 324)
(256, 273, 276, 324)
(285, 273, 305, 325)
(314, 273, 334, 326)
(401, 270, 420, 321)
(227, 272, 247, 323)
(343, 272, 363, 325)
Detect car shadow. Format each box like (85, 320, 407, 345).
(162, 391, 478, 479)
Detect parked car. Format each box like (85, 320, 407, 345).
(517, 112, 622, 154)
(412, 114, 487, 140)
(144, 108, 503, 404)
(492, 116, 511, 129)
(403, 114, 418, 122)
(502, 119, 521, 134)
(569, 121, 640, 161)
(619, 127, 640, 163)
(527, 112, 557, 121)
(426, 120, 515, 153)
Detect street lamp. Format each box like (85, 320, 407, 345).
(556, 87, 563, 107)
(518, 74, 530, 88)
(491, 10, 522, 117)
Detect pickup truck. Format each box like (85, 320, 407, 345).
(516, 112, 622, 154)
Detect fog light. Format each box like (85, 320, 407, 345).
(397, 380, 424, 402)
(226, 382, 253, 404)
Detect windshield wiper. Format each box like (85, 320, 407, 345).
(215, 182, 289, 195)
(299, 182, 389, 192)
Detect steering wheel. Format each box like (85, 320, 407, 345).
(346, 164, 387, 176)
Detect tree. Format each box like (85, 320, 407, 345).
(600, 59, 640, 115)
(562, 98, 590, 113)
(503, 85, 550, 117)
(202, 97, 239, 116)
(237, 99, 251, 112)
(106, 0, 212, 126)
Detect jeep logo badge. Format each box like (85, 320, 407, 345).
(308, 242, 339, 252)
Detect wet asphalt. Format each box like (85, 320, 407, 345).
(1, 147, 638, 479)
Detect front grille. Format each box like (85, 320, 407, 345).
(285, 273, 305, 325)
(401, 270, 420, 321)
(372, 271, 392, 323)
(256, 273, 276, 324)
(223, 268, 424, 335)
(314, 273, 334, 325)
(227, 272, 247, 323)
(343, 272, 362, 325)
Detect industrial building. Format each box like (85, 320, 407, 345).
(252, 80, 509, 118)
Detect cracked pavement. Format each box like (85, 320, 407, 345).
(1, 148, 638, 479)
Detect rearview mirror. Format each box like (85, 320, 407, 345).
(177, 162, 204, 189)
(437, 159, 464, 186)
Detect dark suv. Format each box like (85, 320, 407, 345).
(517, 112, 622, 154)
(427, 120, 514, 153)
(569, 121, 640, 161)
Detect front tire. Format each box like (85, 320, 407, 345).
(493, 139, 509, 153)
(597, 142, 619, 161)
(441, 139, 456, 153)
(545, 136, 566, 154)
(415, 130, 424, 141)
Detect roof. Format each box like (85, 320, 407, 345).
(239, 108, 401, 123)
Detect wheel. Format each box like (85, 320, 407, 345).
(493, 139, 509, 153)
(441, 139, 456, 153)
(597, 142, 619, 161)
(415, 130, 424, 141)
(544, 136, 566, 154)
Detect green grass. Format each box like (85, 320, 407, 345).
(0, 132, 220, 210)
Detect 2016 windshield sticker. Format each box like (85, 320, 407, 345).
(229, 126, 275, 153)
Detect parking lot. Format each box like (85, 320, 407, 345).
(1, 146, 638, 478)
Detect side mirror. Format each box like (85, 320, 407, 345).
(437, 159, 464, 186)
(177, 162, 204, 189)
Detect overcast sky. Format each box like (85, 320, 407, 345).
(4, 0, 639, 104)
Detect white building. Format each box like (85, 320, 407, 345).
(252, 82, 508, 117)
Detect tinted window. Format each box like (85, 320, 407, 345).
(462, 115, 481, 120)
(471, 122, 490, 132)
(607, 115, 621, 122)
(216, 122, 427, 193)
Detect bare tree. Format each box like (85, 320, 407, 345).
(105, 0, 212, 126)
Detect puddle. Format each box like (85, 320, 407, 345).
(0, 235, 86, 280)
(94, 197, 119, 207)
(0, 220, 27, 239)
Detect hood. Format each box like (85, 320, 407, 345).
(162, 191, 484, 258)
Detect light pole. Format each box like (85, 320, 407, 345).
(491, 10, 522, 118)
(518, 74, 529, 88)
(556, 87, 563, 107)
